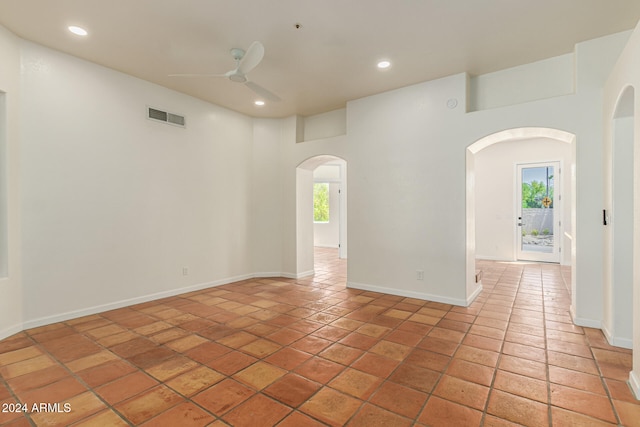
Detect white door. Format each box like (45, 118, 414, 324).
(516, 162, 561, 262)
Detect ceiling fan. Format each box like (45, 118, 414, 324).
(169, 41, 281, 102)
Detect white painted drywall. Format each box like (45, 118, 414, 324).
(19, 40, 255, 326)
(470, 54, 574, 111)
(0, 18, 637, 386)
(296, 167, 314, 275)
(603, 19, 640, 397)
(251, 118, 285, 276)
(303, 109, 347, 141)
(474, 137, 572, 265)
(347, 31, 629, 313)
(0, 25, 23, 339)
(347, 73, 472, 305)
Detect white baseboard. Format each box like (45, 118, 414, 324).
(253, 272, 289, 278)
(601, 323, 633, 349)
(22, 275, 244, 331)
(347, 281, 469, 307)
(613, 337, 635, 350)
(21, 270, 315, 331)
(571, 317, 602, 329)
(602, 322, 614, 345)
(475, 255, 513, 261)
(253, 270, 314, 279)
(466, 284, 483, 306)
(0, 323, 25, 342)
(630, 370, 640, 400)
(286, 270, 315, 279)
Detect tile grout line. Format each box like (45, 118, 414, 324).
(480, 262, 521, 426)
(2, 254, 636, 425)
(541, 264, 553, 427)
(0, 334, 39, 427)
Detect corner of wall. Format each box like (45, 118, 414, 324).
(629, 370, 640, 400)
(0, 24, 24, 342)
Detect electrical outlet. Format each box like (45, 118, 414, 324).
(416, 270, 424, 281)
(182, 267, 189, 276)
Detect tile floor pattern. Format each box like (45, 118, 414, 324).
(1, 249, 639, 426)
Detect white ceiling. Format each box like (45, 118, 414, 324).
(1, 0, 640, 118)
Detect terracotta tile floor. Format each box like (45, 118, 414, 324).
(1, 249, 639, 426)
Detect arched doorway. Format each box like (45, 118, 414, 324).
(466, 128, 576, 307)
(296, 155, 347, 277)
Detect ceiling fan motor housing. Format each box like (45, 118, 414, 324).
(230, 48, 245, 61)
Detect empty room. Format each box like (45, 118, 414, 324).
(1, 1, 640, 426)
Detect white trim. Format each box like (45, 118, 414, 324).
(347, 281, 471, 307)
(252, 271, 314, 279)
(601, 323, 633, 349)
(602, 322, 614, 345)
(611, 337, 633, 349)
(571, 315, 602, 329)
(466, 284, 484, 306)
(475, 255, 515, 261)
(313, 244, 339, 249)
(629, 370, 640, 400)
(22, 275, 248, 330)
(253, 272, 290, 278)
(287, 270, 315, 279)
(0, 324, 24, 341)
(20, 270, 316, 331)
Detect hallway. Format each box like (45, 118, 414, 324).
(0, 252, 638, 426)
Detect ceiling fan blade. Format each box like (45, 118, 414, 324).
(237, 41, 265, 75)
(168, 73, 227, 78)
(245, 81, 281, 102)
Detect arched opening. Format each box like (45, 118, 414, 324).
(466, 128, 576, 305)
(296, 155, 347, 277)
(606, 86, 635, 349)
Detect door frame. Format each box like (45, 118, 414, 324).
(515, 160, 561, 263)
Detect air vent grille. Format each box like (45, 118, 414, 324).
(167, 113, 185, 126)
(147, 107, 185, 128)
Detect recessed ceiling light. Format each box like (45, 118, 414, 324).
(255, 100, 265, 106)
(377, 60, 391, 69)
(68, 26, 88, 36)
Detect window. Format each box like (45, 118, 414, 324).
(314, 183, 330, 222)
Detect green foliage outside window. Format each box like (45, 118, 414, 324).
(522, 179, 553, 208)
(314, 183, 330, 222)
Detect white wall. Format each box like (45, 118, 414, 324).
(19, 41, 256, 327)
(475, 138, 572, 265)
(251, 119, 284, 276)
(347, 31, 629, 313)
(603, 20, 640, 398)
(1, 21, 638, 391)
(0, 25, 23, 338)
(347, 73, 471, 305)
(303, 109, 347, 141)
(470, 53, 574, 111)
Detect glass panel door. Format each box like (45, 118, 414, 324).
(516, 162, 560, 263)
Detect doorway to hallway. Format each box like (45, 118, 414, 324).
(314, 247, 347, 284)
(296, 155, 347, 279)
